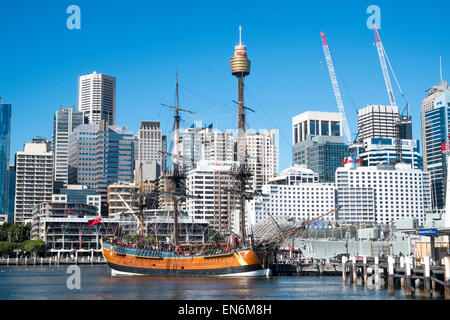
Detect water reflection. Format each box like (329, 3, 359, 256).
(0, 265, 428, 300)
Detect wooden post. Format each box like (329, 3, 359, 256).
(444, 256, 450, 299)
(423, 256, 431, 298)
(405, 256, 412, 297)
(388, 256, 394, 294)
(352, 256, 357, 284)
(342, 256, 348, 283)
(374, 256, 380, 286)
(6, 257, 9, 266)
(41, 257, 43, 266)
(400, 256, 405, 287)
(363, 256, 368, 285)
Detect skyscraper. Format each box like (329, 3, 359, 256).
(14, 140, 53, 223)
(358, 105, 401, 141)
(0, 97, 11, 216)
(134, 121, 166, 180)
(292, 111, 348, 183)
(53, 106, 84, 185)
(68, 121, 134, 214)
(421, 80, 450, 209)
(78, 72, 116, 125)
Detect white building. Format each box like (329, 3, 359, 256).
(14, 141, 53, 223)
(292, 111, 343, 144)
(247, 165, 337, 227)
(336, 158, 432, 225)
(186, 160, 238, 232)
(78, 72, 116, 125)
(245, 129, 278, 190)
(178, 122, 234, 173)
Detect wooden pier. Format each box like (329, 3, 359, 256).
(341, 255, 450, 299)
(0, 256, 106, 266)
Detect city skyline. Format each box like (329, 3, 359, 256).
(1, 1, 449, 171)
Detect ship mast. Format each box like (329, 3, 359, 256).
(161, 71, 194, 247)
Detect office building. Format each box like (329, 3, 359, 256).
(31, 199, 117, 254)
(292, 111, 348, 183)
(14, 140, 53, 223)
(359, 138, 423, 169)
(68, 121, 134, 213)
(0, 97, 11, 216)
(134, 121, 166, 180)
(358, 105, 403, 141)
(57, 184, 101, 215)
(53, 106, 84, 185)
(421, 80, 450, 209)
(78, 72, 116, 125)
(335, 158, 432, 225)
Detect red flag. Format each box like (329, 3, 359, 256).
(88, 217, 102, 227)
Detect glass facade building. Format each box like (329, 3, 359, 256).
(0, 98, 11, 216)
(53, 107, 84, 185)
(424, 105, 450, 209)
(359, 138, 423, 169)
(293, 135, 348, 183)
(68, 121, 134, 214)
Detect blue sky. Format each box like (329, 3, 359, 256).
(1, 0, 449, 171)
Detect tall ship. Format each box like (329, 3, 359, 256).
(102, 28, 271, 276)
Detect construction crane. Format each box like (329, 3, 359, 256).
(320, 32, 352, 146)
(372, 24, 411, 164)
(373, 24, 396, 106)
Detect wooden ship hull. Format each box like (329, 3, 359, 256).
(102, 240, 271, 277)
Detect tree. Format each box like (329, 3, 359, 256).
(0, 241, 17, 256)
(22, 240, 45, 255)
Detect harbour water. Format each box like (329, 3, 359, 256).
(0, 265, 428, 300)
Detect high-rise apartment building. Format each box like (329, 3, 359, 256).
(186, 160, 238, 231)
(421, 80, 450, 209)
(107, 182, 139, 218)
(292, 111, 348, 183)
(14, 140, 53, 223)
(68, 121, 134, 213)
(78, 72, 116, 125)
(0, 97, 11, 216)
(245, 129, 278, 190)
(336, 159, 432, 225)
(53, 106, 84, 185)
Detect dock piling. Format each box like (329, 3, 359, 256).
(388, 256, 394, 294)
(423, 256, 431, 298)
(342, 256, 348, 283)
(444, 256, 450, 299)
(405, 256, 412, 297)
(363, 256, 368, 285)
(374, 256, 380, 286)
(351, 256, 357, 284)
